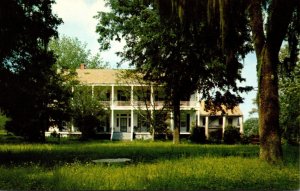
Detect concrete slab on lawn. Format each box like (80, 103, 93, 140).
(92, 158, 132, 164)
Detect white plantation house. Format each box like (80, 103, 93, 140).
(47, 65, 244, 140)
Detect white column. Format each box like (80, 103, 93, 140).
(150, 85, 154, 132)
(71, 86, 74, 132)
(170, 112, 174, 130)
(239, 116, 244, 134)
(197, 109, 200, 127)
(222, 116, 226, 134)
(111, 85, 114, 106)
(131, 85, 134, 106)
(110, 110, 114, 140)
(205, 116, 209, 138)
(150, 85, 154, 108)
(130, 86, 134, 141)
(131, 110, 134, 141)
(71, 120, 74, 132)
(110, 85, 115, 141)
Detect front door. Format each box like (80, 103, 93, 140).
(120, 118, 127, 132)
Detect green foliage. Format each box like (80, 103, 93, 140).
(157, 0, 299, 162)
(0, 142, 298, 190)
(118, 71, 170, 140)
(279, 46, 300, 144)
(0, 112, 9, 130)
(208, 129, 223, 144)
(49, 35, 108, 70)
(243, 117, 259, 137)
(95, 0, 252, 143)
(189, 126, 206, 143)
(0, 0, 73, 141)
(223, 125, 241, 144)
(72, 86, 107, 139)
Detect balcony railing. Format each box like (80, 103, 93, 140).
(133, 101, 151, 107)
(180, 101, 197, 107)
(154, 101, 165, 106)
(100, 101, 111, 107)
(114, 101, 131, 106)
(99, 100, 198, 107)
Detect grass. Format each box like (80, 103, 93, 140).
(0, 141, 299, 190)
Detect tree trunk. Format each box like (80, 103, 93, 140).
(173, 97, 180, 144)
(248, 0, 296, 164)
(258, 46, 282, 163)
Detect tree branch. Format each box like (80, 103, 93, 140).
(266, 0, 296, 54)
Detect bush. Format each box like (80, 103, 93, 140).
(223, 125, 241, 144)
(76, 115, 100, 140)
(0, 113, 10, 130)
(208, 129, 222, 144)
(243, 118, 259, 137)
(154, 129, 173, 141)
(190, 126, 206, 143)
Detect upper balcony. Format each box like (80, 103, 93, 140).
(100, 100, 198, 109)
(93, 85, 199, 109)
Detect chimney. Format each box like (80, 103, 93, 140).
(80, 63, 85, 70)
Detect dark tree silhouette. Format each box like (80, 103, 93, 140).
(0, 0, 71, 141)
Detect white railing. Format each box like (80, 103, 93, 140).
(102, 100, 198, 107)
(100, 101, 111, 107)
(180, 101, 197, 107)
(114, 101, 131, 106)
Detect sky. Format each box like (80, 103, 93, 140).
(52, 0, 258, 120)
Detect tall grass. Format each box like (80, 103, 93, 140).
(0, 141, 299, 190)
(0, 141, 261, 165)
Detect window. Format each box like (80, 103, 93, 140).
(117, 90, 129, 101)
(219, 118, 223, 126)
(154, 90, 165, 101)
(228, 118, 233, 126)
(137, 89, 150, 101)
(106, 91, 110, 100)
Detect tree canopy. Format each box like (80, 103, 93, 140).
(156, 0, 299, 163)
(279, 45, 300, 144)
(0, 0, 71, 141)
(95, 0, 252, 143)
(49, 35, 108, 70)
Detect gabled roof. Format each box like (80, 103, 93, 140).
(75, 69, 121, 84)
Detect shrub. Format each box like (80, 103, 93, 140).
(190, 126, 206, 143)
(223, 125, 241, 144)
(243, 118, 259, 137)
(75, 115, 100, 140)
(208, 129, 222, 144)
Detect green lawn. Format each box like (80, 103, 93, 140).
(0, 141, 299, 190)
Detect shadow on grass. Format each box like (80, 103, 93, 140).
(0, 136, 298, 167)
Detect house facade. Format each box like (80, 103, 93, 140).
(65, 67, 243, 141)
(46, 66, 243, 140)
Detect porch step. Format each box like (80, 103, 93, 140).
(112, 132, 132, 140)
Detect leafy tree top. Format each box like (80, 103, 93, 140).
(95, 0, 252, 111)
(49, 35, 109, 70)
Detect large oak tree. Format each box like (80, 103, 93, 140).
(0, 0, 71, 141)
(158, 0, 299, 163)
(96, 0, 251, 143)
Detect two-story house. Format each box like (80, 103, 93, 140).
(69, 66, 243, 141)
